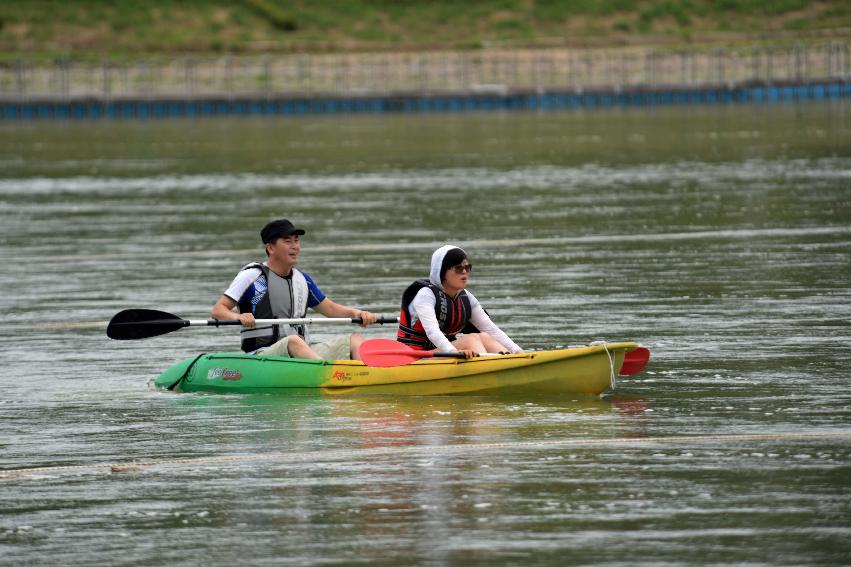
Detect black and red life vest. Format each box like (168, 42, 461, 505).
(397, 279, 477, 350)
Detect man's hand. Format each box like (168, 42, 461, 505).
(354, 310, 378, 327)
(238, 312, 256, 328)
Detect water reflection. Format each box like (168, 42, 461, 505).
(86, 390, 665, 469)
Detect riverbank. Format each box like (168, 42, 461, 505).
(2, 0, 850, 61)
(3, 79, 847, 120)
(2, 41, 847, 119)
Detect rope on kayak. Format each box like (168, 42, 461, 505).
(3, 430, 850, 481)
(604, 345, 616, 390)
(590, 341, 616, 391)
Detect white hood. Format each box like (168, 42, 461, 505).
(429, 244, 463, 289)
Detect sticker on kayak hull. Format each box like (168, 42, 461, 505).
(207, 368, 243, 381)
(332, 370, 352, 382)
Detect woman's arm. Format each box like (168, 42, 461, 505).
(410, 289, 456, 352)
(469, 304, 523, 353)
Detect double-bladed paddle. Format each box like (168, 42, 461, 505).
(359, 338, 467, 367)
(359, 338, 651, 373)
(106, 308, 398, 340)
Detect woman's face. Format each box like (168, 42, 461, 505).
(443, 259, 473, 291)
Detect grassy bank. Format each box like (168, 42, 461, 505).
(1, 0, 850, 61)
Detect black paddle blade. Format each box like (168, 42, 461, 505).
(106, 309, 187, 340)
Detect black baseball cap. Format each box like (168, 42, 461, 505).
(260, 219, 306, 243)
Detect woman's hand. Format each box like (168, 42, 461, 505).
(456, 349, 479, 359)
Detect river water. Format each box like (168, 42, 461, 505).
(1, 102, 850, 565)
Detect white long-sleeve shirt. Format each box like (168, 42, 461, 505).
(409, 287, 522, 354)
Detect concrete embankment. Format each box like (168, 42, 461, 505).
(2, 43, 848, 119)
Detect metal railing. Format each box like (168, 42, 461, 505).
(1, 42, 848, 100)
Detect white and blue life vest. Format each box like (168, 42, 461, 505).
(236, 263, 309, 352)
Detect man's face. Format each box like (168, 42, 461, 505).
(267, 234, 301, 265)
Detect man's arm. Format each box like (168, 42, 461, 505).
(212, 295, 255, 327)
(313, 298, 378, 327)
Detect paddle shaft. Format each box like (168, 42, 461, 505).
(182, 316, 397, 327)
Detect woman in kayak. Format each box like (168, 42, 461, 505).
(397, 244, 524, 358)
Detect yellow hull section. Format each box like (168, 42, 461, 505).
(316, 342, 636, 396)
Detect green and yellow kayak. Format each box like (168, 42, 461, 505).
(153, 342, 641, 396)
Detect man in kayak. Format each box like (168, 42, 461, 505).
(397, 244, 523, 358)
(211, 218, 379, 359)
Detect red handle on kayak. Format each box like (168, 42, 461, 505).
(619, 347, 650, 375)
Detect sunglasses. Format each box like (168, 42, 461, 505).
(451, 263, 473, 274)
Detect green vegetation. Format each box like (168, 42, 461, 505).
(0, 0, 848, 60)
